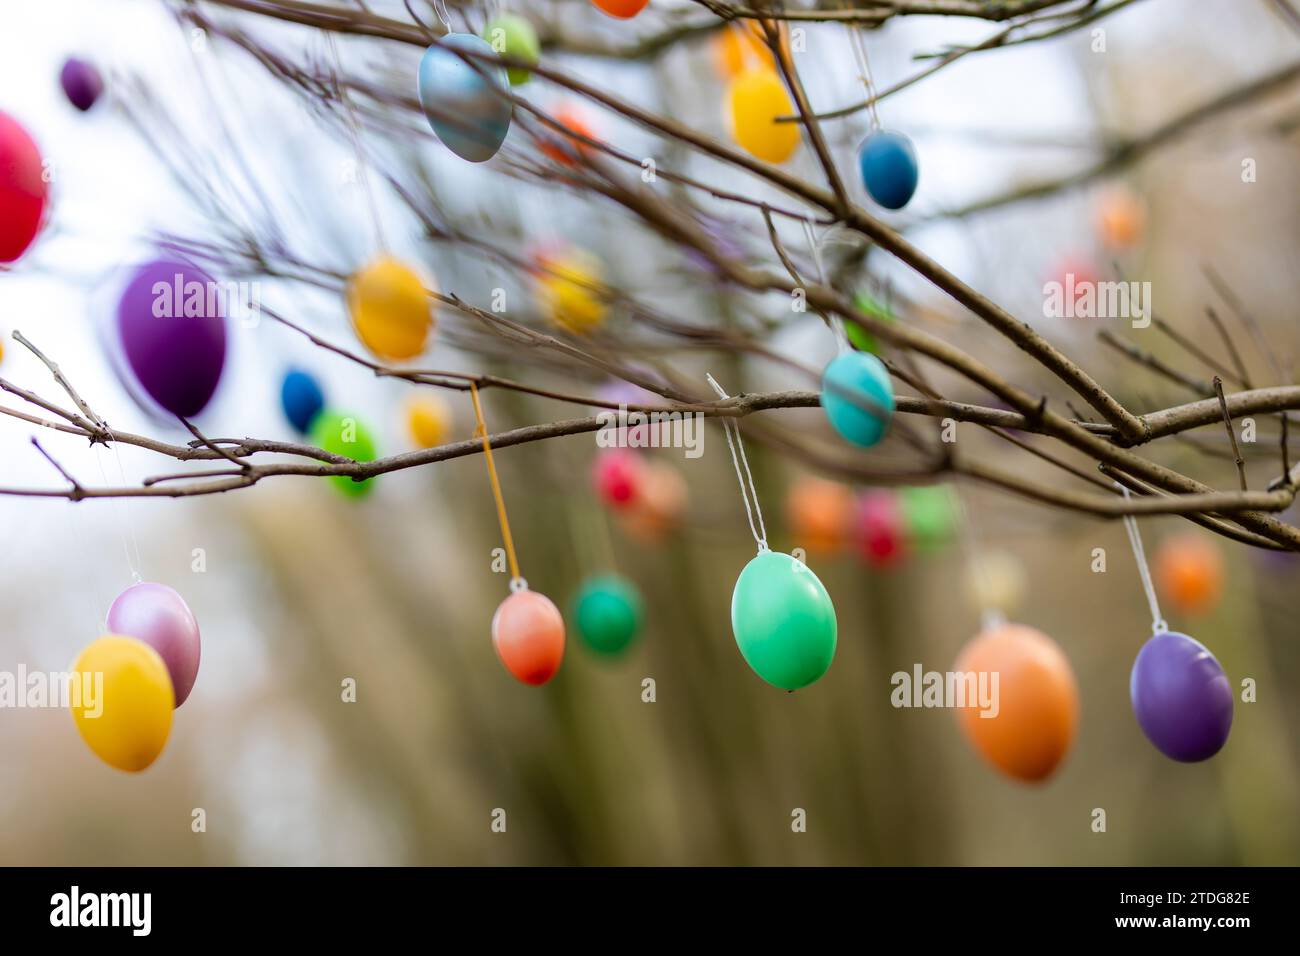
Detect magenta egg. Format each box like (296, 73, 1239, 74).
(106, 582, 201, 707)
(114, 259, 227, 418)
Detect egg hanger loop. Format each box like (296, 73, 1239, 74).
(800, 217, 850, 355)
(706, 374, 769, 554)
(469, 382, 526, 593)
(1116, 483, 1168, 635)
(846, 20, 882, 131)
(431, 0, 452, 31)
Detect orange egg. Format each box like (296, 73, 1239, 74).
(492, 588, 565, 685)
(591, 0, 649, 18)
(1096, 188, 1146, 251)
(1154, 532, 1224, 617)
(711, 21, 786, 78)
(785, 476, 853, 554)
(540, 104, 598, 167)
(619, 460, 687, 541)
(953, 624, 1079, 783)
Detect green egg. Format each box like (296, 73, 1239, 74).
(573, 574, 645, 656)
(311, 410, 378, 498)
(846, 291, 895, 354)
(731, 550, 836, 690)
(899, 484, 957, 549)
(482, 14, 540, 86)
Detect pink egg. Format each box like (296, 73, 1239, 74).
(106, 582, 201, 707)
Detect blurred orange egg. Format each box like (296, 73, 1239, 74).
(711, 21, 786, 78)
(540, 105, 597, 167)
(1154, 532, 1224, 617)
(954, 623, 1079, 783)
(619, 460, 686, 541)
(786, 476, 853, 554)
(1096, 188, 1146, 251)
(492, 588, 565, 686)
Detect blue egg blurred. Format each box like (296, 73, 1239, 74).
(858, 130, 918, 210)
(417, 34, 512, 163)
(281, 369, 325, 435)
(821, 351, 894, 448)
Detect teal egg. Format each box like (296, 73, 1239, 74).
(573, 574, 644, 656)
(730, 550, 837, 690)
(821, 351, 895, 448)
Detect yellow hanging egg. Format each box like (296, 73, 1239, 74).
(407, 393, 452, 448)
(538, 250, 607, 334)
(727, 69, 799, 164)
(70, 635, 174, 772)
(346, 256, 436, 361)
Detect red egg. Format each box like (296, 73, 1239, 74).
(855, 489, 907, 568)
(0, 112, 49, 263)
(590, 0, 650, 18)
(492, 589, 565, 685)
(592, 448, 644, 508)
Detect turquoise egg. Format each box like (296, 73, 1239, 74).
(417, 34, 512, 163)
(820, 351, 895, 448)
(731, 550, 837, 690)
(573, 574, 644, 656)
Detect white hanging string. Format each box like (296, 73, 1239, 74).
(846, 22, 882, 131)
(432, 0, 452, 31)
(1116, 483, 1167, 635)
(706, 373, 768, 553)
(800, 218, 850, 354)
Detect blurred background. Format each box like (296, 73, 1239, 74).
(1, 0, 1298, 865)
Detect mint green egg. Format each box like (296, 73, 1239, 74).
(482, 14, 540, 86)
(730, 550, 837, 690)
(311, 410, 378, 498)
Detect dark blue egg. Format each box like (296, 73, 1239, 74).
(281, 369, 325, 435)
(858, 131, 919, 210)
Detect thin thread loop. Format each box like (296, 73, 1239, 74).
(706, 374, 768, 553)
(469, 383, 523, 585)
(1117, 484, 1167, 634)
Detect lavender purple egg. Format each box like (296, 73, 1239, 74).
(116, 259, 227, 418)
(1130, 630, 1232, 762)
(60, 57, 104, 112)
(107, 582, 201, 707)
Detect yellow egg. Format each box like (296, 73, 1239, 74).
(70, 635, 174, 773)
(727, 69, 799, 164)
(538, 250, 607, 334)
(346, 256, 436, 361)
(966, 550, 1028, 616)
(407, 394, 452, 448)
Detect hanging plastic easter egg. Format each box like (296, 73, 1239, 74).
(60, 57, 104, 111)
(855, 489, 906, 568)
(106, 582, 201, 708)
(899, 484, 957, 550)
(492, 587, 565, 685)
(347, 256, 435, 361)
(1131, 630, 1232, 761)
(593, 448, 644, 508)
(406, 393, 452, 448)
(727, 69, 799, 164)
(281, 368, 325, 435)
(71, 635, 174, 772)
(954, 623, 1078, 782)
(573, 574, 644, 655)
(539, 104, 597, 167)
(821, 351, 894, 448)
(619, 459, 687, 541)
(1096, 187, 1145, 251)
(114, 258, 227, 418)
(537, 248, 607, 333)
(786, 475, 853, 554)
(591, 0, 650, 18)
(1154, 531, 1223, 617)
(845, 291, 895, 354)
(311, 410, 378, 498)
(0, 112, 50, 263)
(482, 14, 540, 86)
(966, 550, 1027, 617)
(418, 33, 512, 163)
(859, 130, 919, 210)
(731, 550, 836, 690)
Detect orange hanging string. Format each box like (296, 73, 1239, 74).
(469, 382, 522, 584)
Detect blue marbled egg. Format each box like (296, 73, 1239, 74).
(417, 34, 512, 163)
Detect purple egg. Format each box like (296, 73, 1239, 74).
(106, 582, 201, 707)
(60, 57, 104, 112)
(116, 259, 227, 418)
(1130, 630, 1232, 762)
